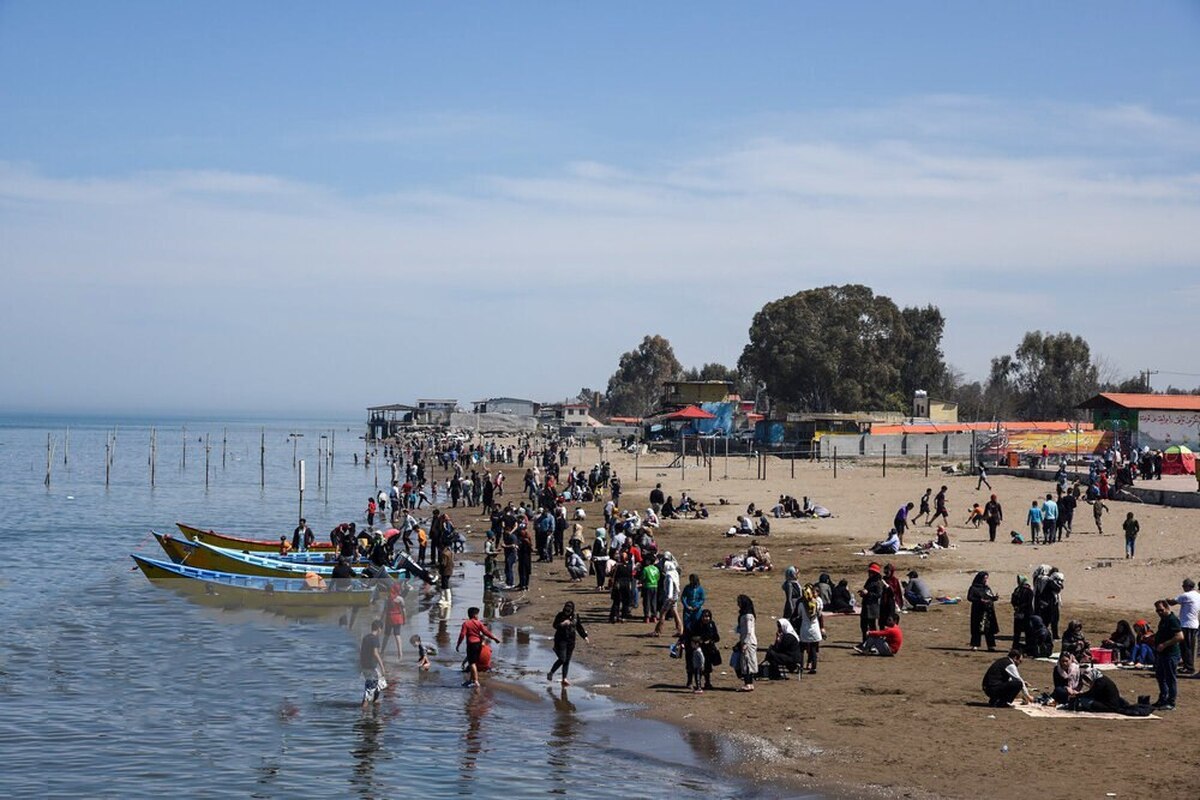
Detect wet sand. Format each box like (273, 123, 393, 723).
(483, 443, 1200, 799)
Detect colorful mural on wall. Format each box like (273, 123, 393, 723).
(976, 428, 1112, 459)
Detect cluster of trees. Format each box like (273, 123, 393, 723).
(596, 284, 1176, 422)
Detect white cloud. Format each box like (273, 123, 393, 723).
(2, 96, 1199, 409)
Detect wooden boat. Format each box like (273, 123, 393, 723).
(152, 530, 199, 564)
(183, 539, 406, 580)
(130, 554, 378, 611)
(176, 522, 336, 553)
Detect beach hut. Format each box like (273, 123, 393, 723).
(1162, 445, 1196, 476)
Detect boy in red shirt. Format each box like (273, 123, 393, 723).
(456, 606, 500, 687)
(856, 614, 903, 656)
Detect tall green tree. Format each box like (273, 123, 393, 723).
(987, 331, 1099, 420)
(681, 363, 740, 384)
(738, 284, 946, 413)
(605, 335, 683, 417)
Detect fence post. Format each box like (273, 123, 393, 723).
(833, 447, 838, 478)
(882, 443, 887, 477)
(791, 452, 795, 479)
(924, 444, 929, 477)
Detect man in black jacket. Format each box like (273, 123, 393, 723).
(982, 649, 1034, 707)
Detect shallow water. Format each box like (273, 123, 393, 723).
(0, 416, 801, 798)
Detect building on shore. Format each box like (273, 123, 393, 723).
(1078, 392, 1200, 450)
(471, 397, 537, 416)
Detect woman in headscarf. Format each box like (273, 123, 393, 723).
(1025, 615, 1054, 658)
(1010, 575, 1035, 651)
(883, 563, 904, 616)
(590, 528, 609, 590)
(967, 571, 1000, 651)
(547, 601, 589, 686)
(816, 573, 834, 607)
(829, 578, 855, 613)
(764, 618, 803, 678)
(1060, 619, 1091, 662)
(693, 608, 721, 690)
(781, 566, 803, 622)
(654, 552, 683, 637)
(681, 573, 706, 633)
(796, 582, 825, 673)
(858, 564, 884, 643)
(735, 594, 758, 691)
(1050, 651, 1082, 706)
(1102, 619, 1136, 664)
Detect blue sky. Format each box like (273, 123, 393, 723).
(3, 2, 1199, 414)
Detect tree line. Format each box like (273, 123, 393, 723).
(590, 284, 1191, 421)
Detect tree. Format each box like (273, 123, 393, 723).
(576, 388, 608, 417)
(605, 335, 683, 417)
(681, 363, 740, 385)
(738, 285, 946, 413)
(988, 331, 1098, 420)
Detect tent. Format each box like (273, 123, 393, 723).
(663, 405, 717, 422)
(1162, 445, 1196, 476)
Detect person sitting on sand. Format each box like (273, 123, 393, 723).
(855, 614, 902, 656)
(1102, 620, 1136, 663)
(755, 513, 771, 536)
(982, 649, 1034, 707)
(935, 525, 951, 548)
(904, 569, 932, 609)
(661, 496, 678, 519)
(870, 528, 902, 555)
(829, 579, 856, 613)
(745, 539, 773, 571)
(763, 618, 803, 679)
(738, 515, 754, 534)
(816, 573, 835, 608)
(1130, 619, 1155, 666)
(1061, 619, 1092, 662)
(1050, 651, 1083, 706)
(772, 496, 787, 518)
(693, 503, 709, 520)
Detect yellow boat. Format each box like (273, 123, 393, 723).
(180, 538, 405, 580)
(176, 522, 337, 554)
(131, 554, 377, 613)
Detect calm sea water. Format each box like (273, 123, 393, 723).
(0, 415, 792, 799)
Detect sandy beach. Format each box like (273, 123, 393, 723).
(488, 442, 1200, 799)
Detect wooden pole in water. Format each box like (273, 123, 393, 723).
(298, 460, 305, 525)
(64, 427, 69, 466)
(105, 439, 111, 486)
(204, 434, 211, 489)
(259, 427, 265, 488)
(45, 433, 52, 487)
(182, 426, 187, 469)
(150, 427, 157, 487)
(222, 427, 227, 469)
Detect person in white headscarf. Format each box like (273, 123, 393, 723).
(764, 618, 804, 678)
(590, 528, 609, 590)
(654, 552, 683, 637)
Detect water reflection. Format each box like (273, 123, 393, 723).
(460, 686, 494, 783)
(350, 712, 383, 798)
(547, 685, 580, 789)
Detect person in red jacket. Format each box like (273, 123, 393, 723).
(856, 614, 903, 656)
(456, 606, 500, 687)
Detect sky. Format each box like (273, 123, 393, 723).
(2, 2, 1199, 416)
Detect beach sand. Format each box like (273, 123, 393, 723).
(478, 442, 1200, 799)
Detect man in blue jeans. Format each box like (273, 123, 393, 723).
(1153, 599, 1184, 710)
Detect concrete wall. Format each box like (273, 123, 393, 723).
(989, 466, 1200, 510)
(448, 411, 539, 434)
(819, 432, 976, 459)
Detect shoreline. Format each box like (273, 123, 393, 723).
(467, 444, 1200, 799)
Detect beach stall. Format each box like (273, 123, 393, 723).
(1162, 445, 1196, 475)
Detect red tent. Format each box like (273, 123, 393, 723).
(1162, 445, 1196, 476)
(664, 405, 716, 421)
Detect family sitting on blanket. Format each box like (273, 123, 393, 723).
(726, 513, 771, 537)
(870, 527, 950, 555)
(1047, 653, 1149, 714)
(771, 495, 831, 518)
(717, 539, 773, 571)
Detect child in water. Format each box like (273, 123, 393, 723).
(410, 635, 432, 671)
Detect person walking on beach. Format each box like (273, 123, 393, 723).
(438, 546, 455, 605)
(983, 495, 1003, 543)
(1042, 494, 1059, 544)
(1152, 600, 1183, 710)
(928, 486, 949, 527)
(976, 464, 992, 491)
(655, 552, 683, 637)
(649, 483, 665, 516)
(456, 606, 500, 688)
(1027, 500, 1043, 544)
(547, 601, 589, 686)
(893, 502, 913, 546)
(735, 595, 758, 691)
(917, 488, 932, 525)
(1092, 498, 1109, 534)
(1123, 512, 1140, 559)
(381, 583, 406, 659)
(1010, 575, 1034, 650)
(590, 528, 609, 590)
(1166, 579, 1200, 675)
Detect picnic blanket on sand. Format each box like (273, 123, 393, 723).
(1035, 656, 1118, 671)
(1014, 704, 1159, 720)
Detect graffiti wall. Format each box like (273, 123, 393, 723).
(1138, 411, 1200, 449)
(976, 429, 1112, 459)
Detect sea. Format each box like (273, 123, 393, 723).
(0, 414, 794, 799)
